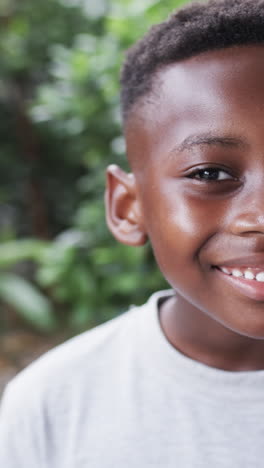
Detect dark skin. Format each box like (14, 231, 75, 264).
(105, 45, 264, 372)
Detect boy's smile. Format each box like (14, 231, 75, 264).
(108, 45, 264, 370)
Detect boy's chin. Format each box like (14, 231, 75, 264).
(221, 316, 264, 341)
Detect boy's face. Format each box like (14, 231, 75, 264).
(108, 45, 264, 340)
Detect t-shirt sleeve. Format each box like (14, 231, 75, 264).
(0, 380, 45, 467)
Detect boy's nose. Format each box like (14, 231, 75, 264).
(228, 187, 264, 236)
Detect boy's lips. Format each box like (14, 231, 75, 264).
(214, 253, 264, 269)
(212, 254, 264, 301)
(214, 264, 264, 302)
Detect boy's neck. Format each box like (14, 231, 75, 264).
(159, 295, 264, 372)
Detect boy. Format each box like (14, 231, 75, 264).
(1, 0, 264, 465)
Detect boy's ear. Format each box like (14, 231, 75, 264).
(105, 164, 148, 246)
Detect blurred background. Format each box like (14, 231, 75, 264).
(0, 0, 189, 395)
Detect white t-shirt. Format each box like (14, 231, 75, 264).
(1, 290, 264, 467)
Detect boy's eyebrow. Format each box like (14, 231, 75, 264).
(173, 133, 248, 153)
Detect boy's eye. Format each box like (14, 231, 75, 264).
(187, 167, 233, 182)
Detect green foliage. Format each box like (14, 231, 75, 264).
(0, 239, 47, 268)
(0, 273, 56, 332)
(0, 0, 189, 335)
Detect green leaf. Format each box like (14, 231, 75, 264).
(0, 240, 48, 269)
(0, 274, 57, 332)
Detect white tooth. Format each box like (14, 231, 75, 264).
(232, 269, 243, 277)
(244, 270, 255, 280)
(256, 272, 264, 282)
(221, 267, 230, 274)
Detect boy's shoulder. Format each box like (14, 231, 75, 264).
(2, 290, 171, 413)
(5, 301, 142, 398)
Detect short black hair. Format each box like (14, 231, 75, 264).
(121, 0, 264, 122)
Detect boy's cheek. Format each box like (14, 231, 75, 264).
(141, 186, 216, 251)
